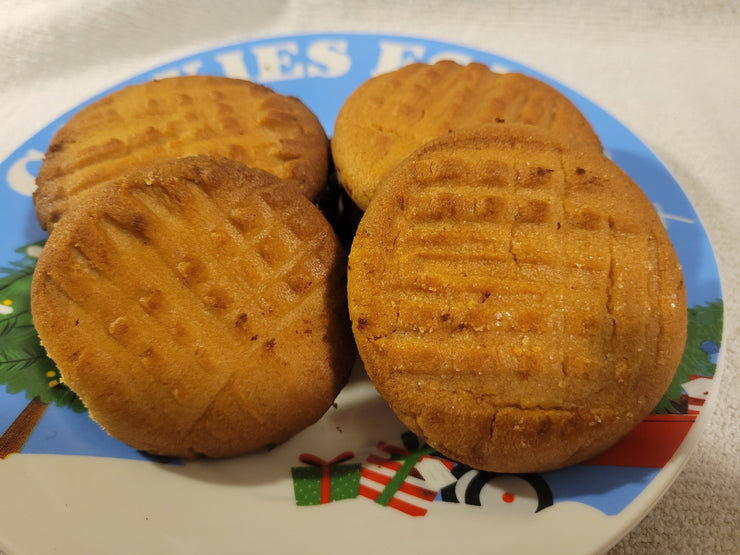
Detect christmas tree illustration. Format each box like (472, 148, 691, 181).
(654, 298, 723, 414)
(0, 242, 85, 458)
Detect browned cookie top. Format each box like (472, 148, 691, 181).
(32, 155, 354, 458)
(347, 124, 686, 473)
(34, 75, 329, 231)
(332, 61, 602, 211)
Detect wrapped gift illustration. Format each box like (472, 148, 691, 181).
(291, 451, 361, 505)
(360, 432, 455, 517)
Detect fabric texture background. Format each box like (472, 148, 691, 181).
(0, 1, 737, 553)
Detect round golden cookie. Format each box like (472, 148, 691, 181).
(34, 75, 329, 231)
(332, 60, 602, 211)
(31, 155, 354, 458)
(347, 124, 686, 473)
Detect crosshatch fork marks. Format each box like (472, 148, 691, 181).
(34, 75, 330, 233)
(34, 157, 342, 434)
(62, 133, 304, 199)
(379, 152, 573, 378)
(90, 170, 333, 347)
(362, 143, 660, 394)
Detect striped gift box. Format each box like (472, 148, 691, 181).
(359, 436, 455, 517)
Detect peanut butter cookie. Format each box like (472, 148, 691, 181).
(347, 124, 686, 473)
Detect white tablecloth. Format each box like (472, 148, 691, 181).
(1, 1, 738, 553)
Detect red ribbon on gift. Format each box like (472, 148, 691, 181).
(376, 441, 410, 457)
(298, 451, 355, 504)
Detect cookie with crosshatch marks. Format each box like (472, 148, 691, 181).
(347, 124, 686, 473)
(34, 75, 329, 231)
(331, 60, 602, 211)
(31, 155, 354, 458)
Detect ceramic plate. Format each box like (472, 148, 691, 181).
(0, 34, 724, 555)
